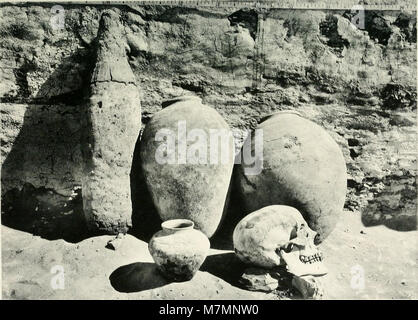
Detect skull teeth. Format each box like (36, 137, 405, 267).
(299, 253, 323, 264)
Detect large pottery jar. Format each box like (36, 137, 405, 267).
(140, 96, 234, 238)
(81, 11, 141, 234)
(235, 111, 347, 243)
(148, 219, 210, 281)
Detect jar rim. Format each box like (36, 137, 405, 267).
(162, 95, 202, 108)
(259, 110, 302, 123)
(161, 219, 195, 231)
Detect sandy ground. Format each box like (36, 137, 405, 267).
(1, 210, 417, 300)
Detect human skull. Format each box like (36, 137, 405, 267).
(279, 222, 328, 277)
(233, 205, 327, 276)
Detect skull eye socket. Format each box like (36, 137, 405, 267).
(314, 233, 321, 245)
(283, 242, 294, 253)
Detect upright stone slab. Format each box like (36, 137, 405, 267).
(235, 111, 347, 243)
(81, 11, 141, 234)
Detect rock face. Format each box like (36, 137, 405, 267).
(81, 11, 141, 234)
(236, 112, 347, 242)
(139, 96, 234, 238)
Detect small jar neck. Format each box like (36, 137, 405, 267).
(161, 219, 195, 233)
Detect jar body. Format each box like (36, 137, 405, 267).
(235, 112, 347, 242)
(148, 219, 210, 281)
(140, 96, 234, 238)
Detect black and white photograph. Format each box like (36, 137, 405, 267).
(0, 0, 416, 304)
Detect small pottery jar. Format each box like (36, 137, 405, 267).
(148, 219, 210, 281)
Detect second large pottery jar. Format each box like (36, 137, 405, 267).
(140, 96, 235, 238)
(148, 219, 210, 281)
(235, 111, 347, 243)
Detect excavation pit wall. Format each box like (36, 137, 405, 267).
(1, 4, 416, 242)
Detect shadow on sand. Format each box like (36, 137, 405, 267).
(109, 262, 169, 293)
(361, 172, 417, 232)
(200, 252, 246, 286)
(1, 47, 95, 243)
